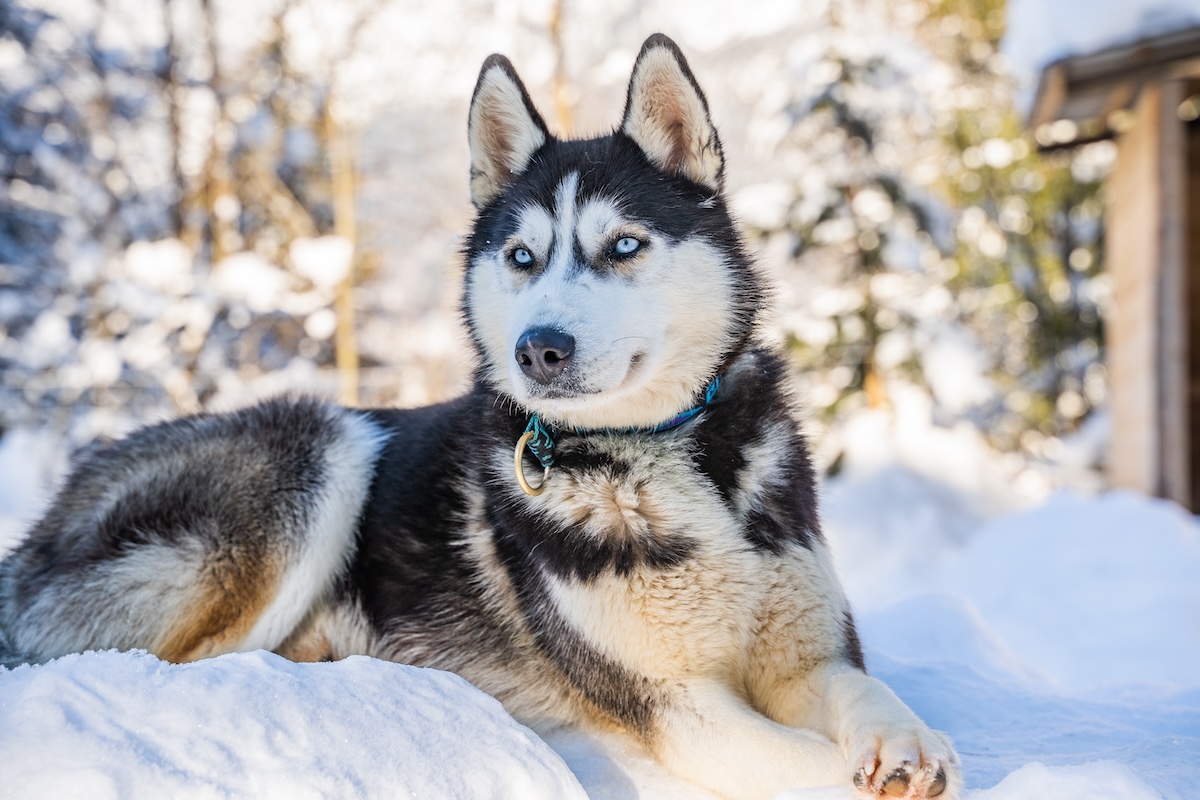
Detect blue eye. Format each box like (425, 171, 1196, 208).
(511, 248, 534, 267)
(613, 237, 641, 256)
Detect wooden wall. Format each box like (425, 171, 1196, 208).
(1108, 80, 1194, 509)
(1187, 104, 1200, 508)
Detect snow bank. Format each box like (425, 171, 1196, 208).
(969, 761, 1161, 800)
(869, 611, 1200, 799)
(944, 491, 1200, 692)
(0, 650, 585, 800)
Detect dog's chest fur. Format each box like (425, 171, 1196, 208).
(475, 382, 850, 692)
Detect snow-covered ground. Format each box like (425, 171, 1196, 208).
(1, 408, 1198, 799)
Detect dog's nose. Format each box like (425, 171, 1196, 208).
(515, 328, 575, 385)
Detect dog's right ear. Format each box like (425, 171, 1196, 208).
(468, 55, 551, 209)
(620, 34, 723, 191)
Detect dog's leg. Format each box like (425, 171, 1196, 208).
(807, 662, 962, 800)
(649, 678, 845, 800)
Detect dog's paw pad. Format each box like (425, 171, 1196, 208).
(928, 768, 947, 797)
(850, 734, 958, 799)
(854, 763, 949, 799)
(881, 769, 910, 797)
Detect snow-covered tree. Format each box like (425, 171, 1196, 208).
(1, 0, 1111, 477)
(0, 0, 391, 440)
(735, 0, 1109, 467)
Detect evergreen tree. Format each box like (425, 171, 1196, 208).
(739, 0, 1108, 467)
(0, 0, 373, 439)
(926, 0, 1108, 456)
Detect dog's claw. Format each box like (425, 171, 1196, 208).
(928, 768, 947, 797)
(881, 770, 910, 797)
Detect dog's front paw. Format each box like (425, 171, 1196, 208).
(847, 724, 961, 799)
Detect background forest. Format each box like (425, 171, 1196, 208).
(0, 0, 1110, 483)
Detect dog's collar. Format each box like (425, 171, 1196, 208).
(512, 376, 721, 496)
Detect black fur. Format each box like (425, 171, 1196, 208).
(490, 516, 666, 731)
(492, 492, 699, 583)
(843, 611, 867, 672)
(352, 401, 478, 626)
(693, 351, 823, 552)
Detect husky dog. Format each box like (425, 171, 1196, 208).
(0, 35, 961, 800)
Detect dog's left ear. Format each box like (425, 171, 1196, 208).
(468, 54, 551, 209)
(620, 34, 724, 191)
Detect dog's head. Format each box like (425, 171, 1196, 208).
(463, 34, 762, 430)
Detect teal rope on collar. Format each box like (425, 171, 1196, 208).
(519, 375, 721, 474)
(521, 414, 558, 470)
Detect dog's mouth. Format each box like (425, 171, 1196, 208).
(628, 350, 646, 373)
(517, 349, 648, 402)
(614, 350, 650, 393)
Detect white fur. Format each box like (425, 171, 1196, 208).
(732, 418, 796, 511)
(550, 173, 581, 267)
(13, 540, 207, 661)
(515, 203, 556, 265)
(653, 681, 846, 799)
(574, 196, 628, 256)
(468, 178, 736, 430)
(811, 663, 964, 799)
(235, 410, 388, 653)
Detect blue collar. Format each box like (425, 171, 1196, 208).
(518, 376, 721, 475)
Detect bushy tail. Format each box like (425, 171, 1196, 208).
(0, 587, 31, 669)
(0, 623, 26, 669)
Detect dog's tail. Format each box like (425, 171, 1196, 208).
(0, 628, 23, 669)
(0, 605, 29, 669)
(0, 562, 31, 669)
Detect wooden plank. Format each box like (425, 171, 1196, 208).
(1058, 26, 1200, 90)
(1187, 92, 1200, 509)
(1108, 83, 1163, 495)
(1157, 80, 1191, 507)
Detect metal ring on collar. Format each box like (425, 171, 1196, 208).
(514, 430, 551, 496)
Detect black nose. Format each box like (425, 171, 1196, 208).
(515, 328, 575, 385)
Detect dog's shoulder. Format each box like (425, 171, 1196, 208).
(691, 347, 824, 552)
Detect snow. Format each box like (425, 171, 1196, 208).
(969, 762, 1162, 800)
(944, 491, 1200, 692)
(1004, 0, 1200, 88)
(0, 651, 586, 800)
(1, 416, 1198, 799)
(289, 236, 353, 291)
(211, 252, 295, 314)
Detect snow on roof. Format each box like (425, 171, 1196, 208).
(1004, 0, 1200, 87)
